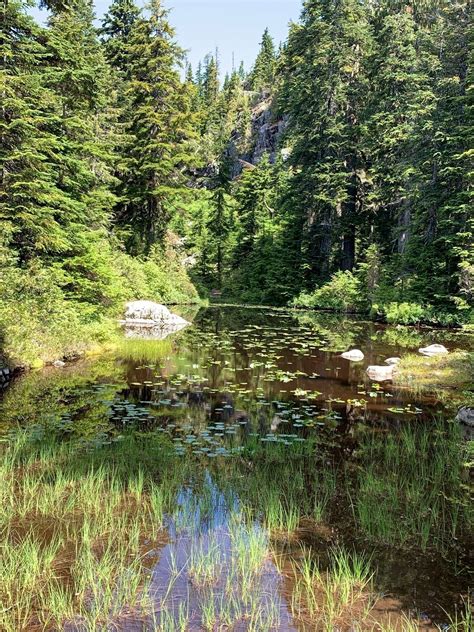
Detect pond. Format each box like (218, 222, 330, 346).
(0, 306, 472, 631)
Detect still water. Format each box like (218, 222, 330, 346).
(1, 306, 472, 631)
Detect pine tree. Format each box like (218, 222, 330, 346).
(42, 0, 119, 304)
(117, 0, 196, 253)
(363, 3, 433, 264)
(100, 0, 140, 72)
(1, 0, 72, 262)
(207, 159, 232, 288)
(233, 155, 274, 261)
(280, 0, 373, 281)
(202, 54, 220, 107)
(248, 28, 277, 93)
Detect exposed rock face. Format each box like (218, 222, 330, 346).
(366, 365, 395, 381)
(456, 407, 474, 428)
(249, 99, 287, 165)
(121, 301, 190, 340)
(227, 97, 287, 177)
(419, 344, 449, 357)
(341, 349, 365, 361)
(385, 357, 401, 365)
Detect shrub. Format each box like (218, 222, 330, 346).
(376, 302, 426, 325)
(371, 302, 471, 327)
(291, 271, 363, 312)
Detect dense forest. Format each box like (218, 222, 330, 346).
(1, 0, 472, 367)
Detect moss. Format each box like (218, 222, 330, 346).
(395, 351, 474, 408)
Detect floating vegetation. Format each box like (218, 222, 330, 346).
(0, 306, 473, 630)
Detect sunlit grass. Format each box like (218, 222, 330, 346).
(290, 546, 374, 629)
(0, 431, 174, 631)
(115, 337, 173, 363)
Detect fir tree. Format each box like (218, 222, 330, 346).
(280, 0, 373, 280)
(117, 0, 196, 253)
(248, 28, 277, 93)
(100, 0, 140, 72)
(1, 0, 72, 262)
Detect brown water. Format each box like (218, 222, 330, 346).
(1, 306, 473, 630)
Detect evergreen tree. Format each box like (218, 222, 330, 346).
(1, 0, 72, 262)
(100, 0, 140, 72)
(43, 0, 119, 303)
(207, 159, 232, 288)
(248, 28, 277, 93)
(202, 54, 220, 107)
(280, 0, 373, 281)
(117, 0, 196, 253)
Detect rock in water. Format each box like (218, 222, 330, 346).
(124, 301, 188, 326)
(341, 349, 365, 361)
(418, 344, 449, 357)
(121, 301, 190, 340)
(366, 365, 395, 381)
(385, 357, 401, 365)
(456, 407, 474, 428)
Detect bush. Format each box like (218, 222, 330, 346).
(291, 271, 364, 312)
(0, 234, 200, 368)
(371, 302, 471, 327)
(374, 302, 426, 325)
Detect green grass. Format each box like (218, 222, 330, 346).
(395, 351, 474, 408)
(0, 423, 469, 631)
(353, 420, 472, 555)
(0, 431, 179, 631)
(291, 546, 374, 630)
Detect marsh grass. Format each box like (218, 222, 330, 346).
(395, 351, 474, 407)
(290, 546, 374, 630)
(444, 596, 473, 632)
(0, 431, 178, 631)
(354, 420, 472, 555)
(115, 338, 173, 364)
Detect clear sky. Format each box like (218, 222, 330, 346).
(32, 1, 303, 77)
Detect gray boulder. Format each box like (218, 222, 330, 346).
(385, 357, 401, 365)
(124, 301, 188, 326)
(121, 301, 190, 340)
(418, 344, 449, 357)
(366, 365, 395, 381)
(341, 349, 365, 362)
(456, 407, 474, 428)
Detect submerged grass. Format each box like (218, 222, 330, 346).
(354, 419, 473, 555)
(0, 431, 179, 631)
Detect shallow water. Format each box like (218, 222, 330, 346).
(1, 306, 473, 630)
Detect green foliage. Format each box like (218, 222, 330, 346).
(248, 28, 277, 93)
(114, 0, 197, 253)
(292, 271, 363, 312)
(371, 303, 472, 327)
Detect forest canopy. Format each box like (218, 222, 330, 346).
(1, 0, 472, 366)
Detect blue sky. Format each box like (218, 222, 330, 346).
(32, 1, 302, 77)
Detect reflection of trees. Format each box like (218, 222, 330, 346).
(0, 358, 125, 437)
(292, 311, 364, 352)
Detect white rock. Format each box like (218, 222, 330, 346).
(456, 407, 474, 428)
(385, 357, 401, 365)
(124, 301, 188, 326)
(366, 365, 395, 381)
(341, 349, 365, 361)
(418, 344, 449, 357)
(53, 360, 66, 368)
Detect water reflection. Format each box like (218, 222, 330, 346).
(0, 306, 472, 629)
